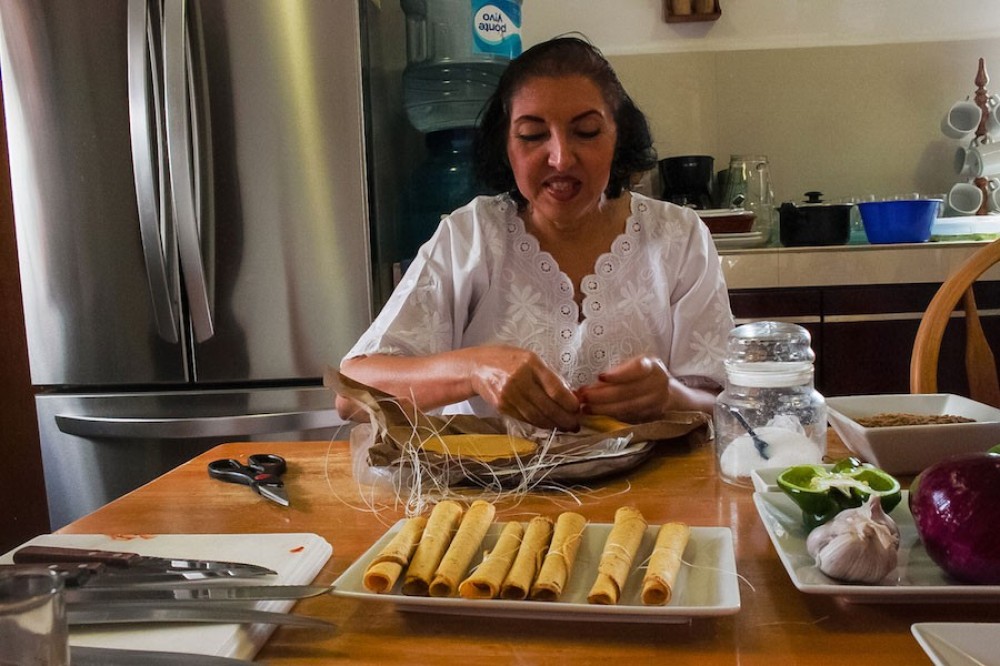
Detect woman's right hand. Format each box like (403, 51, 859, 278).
(338, 346, 580, 431)
(467, 346, 581, 432)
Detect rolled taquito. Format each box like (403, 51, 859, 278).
(587, 506, 647, 605)
(458, 520, 524, 599)
(641, 522, 690, 605)
(500, 515, 554, 600)
(430, 500, 496, 597)
(362, 515, 428, 593)
(402, 500, 464, 596)
(529, 511, 587, 602)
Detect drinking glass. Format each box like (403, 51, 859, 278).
(0, 570, 69, 666)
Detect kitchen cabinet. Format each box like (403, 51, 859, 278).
(730, 281, 1000, 398)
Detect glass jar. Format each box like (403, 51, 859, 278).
(714, 321, 827, 487)
(722, 155, 775, 244)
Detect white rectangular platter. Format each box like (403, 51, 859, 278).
(332, 520, 739, 623)
(912, 623, 1000, 666)
(754, 491, 1000, 603)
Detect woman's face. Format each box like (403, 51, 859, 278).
(506, 75, 617, 227)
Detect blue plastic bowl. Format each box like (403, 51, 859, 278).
(857, 199, 942, 244)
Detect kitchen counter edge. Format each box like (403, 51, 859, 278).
(721, 240, 1000, 290)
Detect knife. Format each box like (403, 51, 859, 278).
(0, 563, 274, 586)
(13, 545, 276, 576)
(68, 603, 334, 628)
(71, 646, 257, 666)
(65, 583, 331, 603)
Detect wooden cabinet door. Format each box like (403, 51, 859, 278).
(728, 288, 825, 389)
(733, 283, 1000, 399)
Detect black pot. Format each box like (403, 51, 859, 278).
(779, 191, 852, 247)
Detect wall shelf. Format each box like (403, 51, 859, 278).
(664, 0, 721, 23)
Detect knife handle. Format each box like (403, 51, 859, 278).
(14, 546, 141, 568)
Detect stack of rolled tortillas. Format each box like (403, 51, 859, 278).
(361, 500, 690, 605)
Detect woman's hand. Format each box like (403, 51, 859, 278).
(577, 356, 718, 421)
(467, 346, 581, 432)
(338, 347, 581, 431)
(577, 356, 671, 423)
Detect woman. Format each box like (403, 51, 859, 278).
(337, 37, 733, 431)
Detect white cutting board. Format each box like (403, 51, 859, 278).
(0, 533, 332, 660)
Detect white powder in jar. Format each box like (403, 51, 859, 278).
(719, 425, 823, 480)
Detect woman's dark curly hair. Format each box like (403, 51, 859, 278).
(474, 36, 657, 206)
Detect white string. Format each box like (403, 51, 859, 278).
(631, 552, 757, 593)
(324, 393, 633, 522)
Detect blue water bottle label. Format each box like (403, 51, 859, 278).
(472, 0, 522, 58)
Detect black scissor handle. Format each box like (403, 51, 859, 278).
(207, 458, 258, 487)
(248, 453, 286, 476)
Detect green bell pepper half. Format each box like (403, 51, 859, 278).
(776, 457, 901, 530)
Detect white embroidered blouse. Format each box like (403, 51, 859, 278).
(344, 192, 734, 415)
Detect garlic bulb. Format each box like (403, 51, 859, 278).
(805, 495, 900, 584)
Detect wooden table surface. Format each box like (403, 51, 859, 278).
(58, 434, 999, 665)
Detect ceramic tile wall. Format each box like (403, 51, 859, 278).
(609, 38, 1000, 206)
(720, 243, 1000, 290)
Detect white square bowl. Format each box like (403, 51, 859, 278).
(826, 393, 1000, 475)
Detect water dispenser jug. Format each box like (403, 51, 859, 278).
(401, 0, 523, 133)
(400, 128, 489, 259)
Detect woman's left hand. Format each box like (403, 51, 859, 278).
(576, 356, 671, 423)
(577, 355, 719, 421)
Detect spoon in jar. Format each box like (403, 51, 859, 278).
(729, 409, 770, 460)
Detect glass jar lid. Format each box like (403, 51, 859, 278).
(724, 321, 815, 385)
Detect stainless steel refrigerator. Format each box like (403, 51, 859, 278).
(0, 0, 397, 528)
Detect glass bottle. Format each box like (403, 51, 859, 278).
(714, 321, 827, 487)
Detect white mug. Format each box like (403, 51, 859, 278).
(972, 142, 1000, 178)
(989, 178, 1000, 213)
(947, 181, 984, 215)
(987, 104, 1000, 137)
(941, 100, 984, 139)
(954, 146, 981, 177)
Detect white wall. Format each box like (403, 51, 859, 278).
(518, 1, 1000, 206)
(522, 0, 1000, 54)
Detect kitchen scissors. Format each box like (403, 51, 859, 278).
(207, 453, 289, 507)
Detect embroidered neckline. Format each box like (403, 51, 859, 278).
(503, 195, 646, 325)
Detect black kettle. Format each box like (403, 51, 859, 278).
(779, 191, 852, 247)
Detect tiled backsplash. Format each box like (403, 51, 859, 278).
(720, 242, 1000, 290)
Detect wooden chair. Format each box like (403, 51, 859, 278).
(910, 238, 1000, 407)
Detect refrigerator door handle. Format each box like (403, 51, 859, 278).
(164, 0, 214, 342)
(127, 0, 180, 343)
(54, 410, 344, 440)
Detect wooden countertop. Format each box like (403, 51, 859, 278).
(58, 436, 1000, 664)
